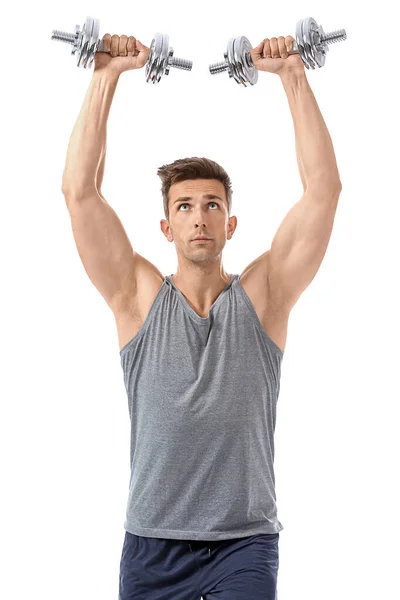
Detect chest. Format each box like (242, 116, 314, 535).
(116, 275, 288, 354)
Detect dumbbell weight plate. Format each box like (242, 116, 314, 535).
(86, 17, 101, 69)
(77, 16, 100, 69)
(296, 17, 316, 70)
(227, 38, 240, 84)
(295, 19, 305, 67)
(302, 17, 318, 69)
(145, 33, 162, 83)
(307, 16, 328, 69)
(76, 16, 93, 68)
(234, 36, 258, 87)
(296, 16, 327, 70)
(227, 36, 258, 87)
(146, 33, 169, 84)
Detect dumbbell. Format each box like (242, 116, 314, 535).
(209, 16, 347, 87)
(51, 16, 193, 84)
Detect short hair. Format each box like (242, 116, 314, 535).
(157, 157, 233, 221)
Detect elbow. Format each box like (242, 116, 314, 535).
(61, 181, 96, 201)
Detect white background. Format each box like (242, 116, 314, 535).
(1, 1, 399, 599)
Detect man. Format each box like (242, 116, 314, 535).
(62, 31, 342, 600)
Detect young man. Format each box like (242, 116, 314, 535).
(62, 32, 342, 600)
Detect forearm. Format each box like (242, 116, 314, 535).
(62, 70, 120, 197)
(96, 135, 106, 197)
(279, 69, 342, 190)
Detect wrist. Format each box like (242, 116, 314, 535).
(93, 67, 121, 83)
(279, 67, 307, 83)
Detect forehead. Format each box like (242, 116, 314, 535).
(170, 179, 226, 199)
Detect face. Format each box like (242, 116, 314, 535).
(160, 179, 237, 266)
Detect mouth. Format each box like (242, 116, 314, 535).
(192, 238, 211, 242)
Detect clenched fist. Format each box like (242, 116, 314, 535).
(94, 34, 151, 75)
(249, 36, 304, 75)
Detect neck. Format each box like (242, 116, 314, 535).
(172, 269, 232, 312)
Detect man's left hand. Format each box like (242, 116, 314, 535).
(250, 36, 304, 75)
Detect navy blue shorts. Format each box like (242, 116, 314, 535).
(119, 531, 279, 599)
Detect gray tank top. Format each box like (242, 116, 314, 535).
(119, 274, 284, 541)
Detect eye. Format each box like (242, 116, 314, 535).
(178, 202, 219, 211)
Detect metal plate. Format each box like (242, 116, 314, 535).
(308, 17, 327, 69)
(232, 37, 244, 85)
(86, 17, 100, 69)
(146, 32, 168, 84)
(299, 16, 327, 70)
(157, 33, 169, 82)
(77, 16, 93, 68)
(225, 36, 258, 86)
(146, 33, 161, 83)
(227, 38, 240, 84)
(235, 36, 258, 86)
(295, 18, 308, 69)
(302, 17, 317, 69)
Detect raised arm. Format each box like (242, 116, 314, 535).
(61, 64, 138, 311)
(60, 36, 163, 315)
(243, 37, 342, 313)
(61, 69, 119, 198)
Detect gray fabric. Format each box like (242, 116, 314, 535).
(119, 274, 284, 541)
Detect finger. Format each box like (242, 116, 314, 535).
(119, 35, 128, 56)
(102, 33, 112, 53)
(269, 37, 278, 58)
(263, 39, 271, 58)
(278, 36, 287, 58)
(111, 34, 119, 57)
(285, 35, 295, 53)
(127, 36, 137, 57)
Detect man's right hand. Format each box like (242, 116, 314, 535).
(94, 35, 151, 75)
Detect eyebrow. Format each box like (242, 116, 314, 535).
(173, 194, 224, 205)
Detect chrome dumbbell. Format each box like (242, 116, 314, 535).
(209, 16, 347, 87)
(51, 16, 193, 84)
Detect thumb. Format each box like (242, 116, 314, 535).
(251, 41, 264, 59)
(136, 39, 149, 52)
(135, 39, 151, 66)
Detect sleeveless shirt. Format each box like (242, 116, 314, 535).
(119, 274, 284, 541)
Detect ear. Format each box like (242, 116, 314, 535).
(160, 219, 174, 242)
(228, 215, 237, 239)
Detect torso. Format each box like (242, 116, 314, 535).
(115, 271, 289, 354)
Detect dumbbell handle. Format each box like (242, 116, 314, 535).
(95, 38, 138, 56)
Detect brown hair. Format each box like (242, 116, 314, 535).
(157, 157, 233, 221)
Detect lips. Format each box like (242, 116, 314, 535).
(193, 237, 211, 241)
